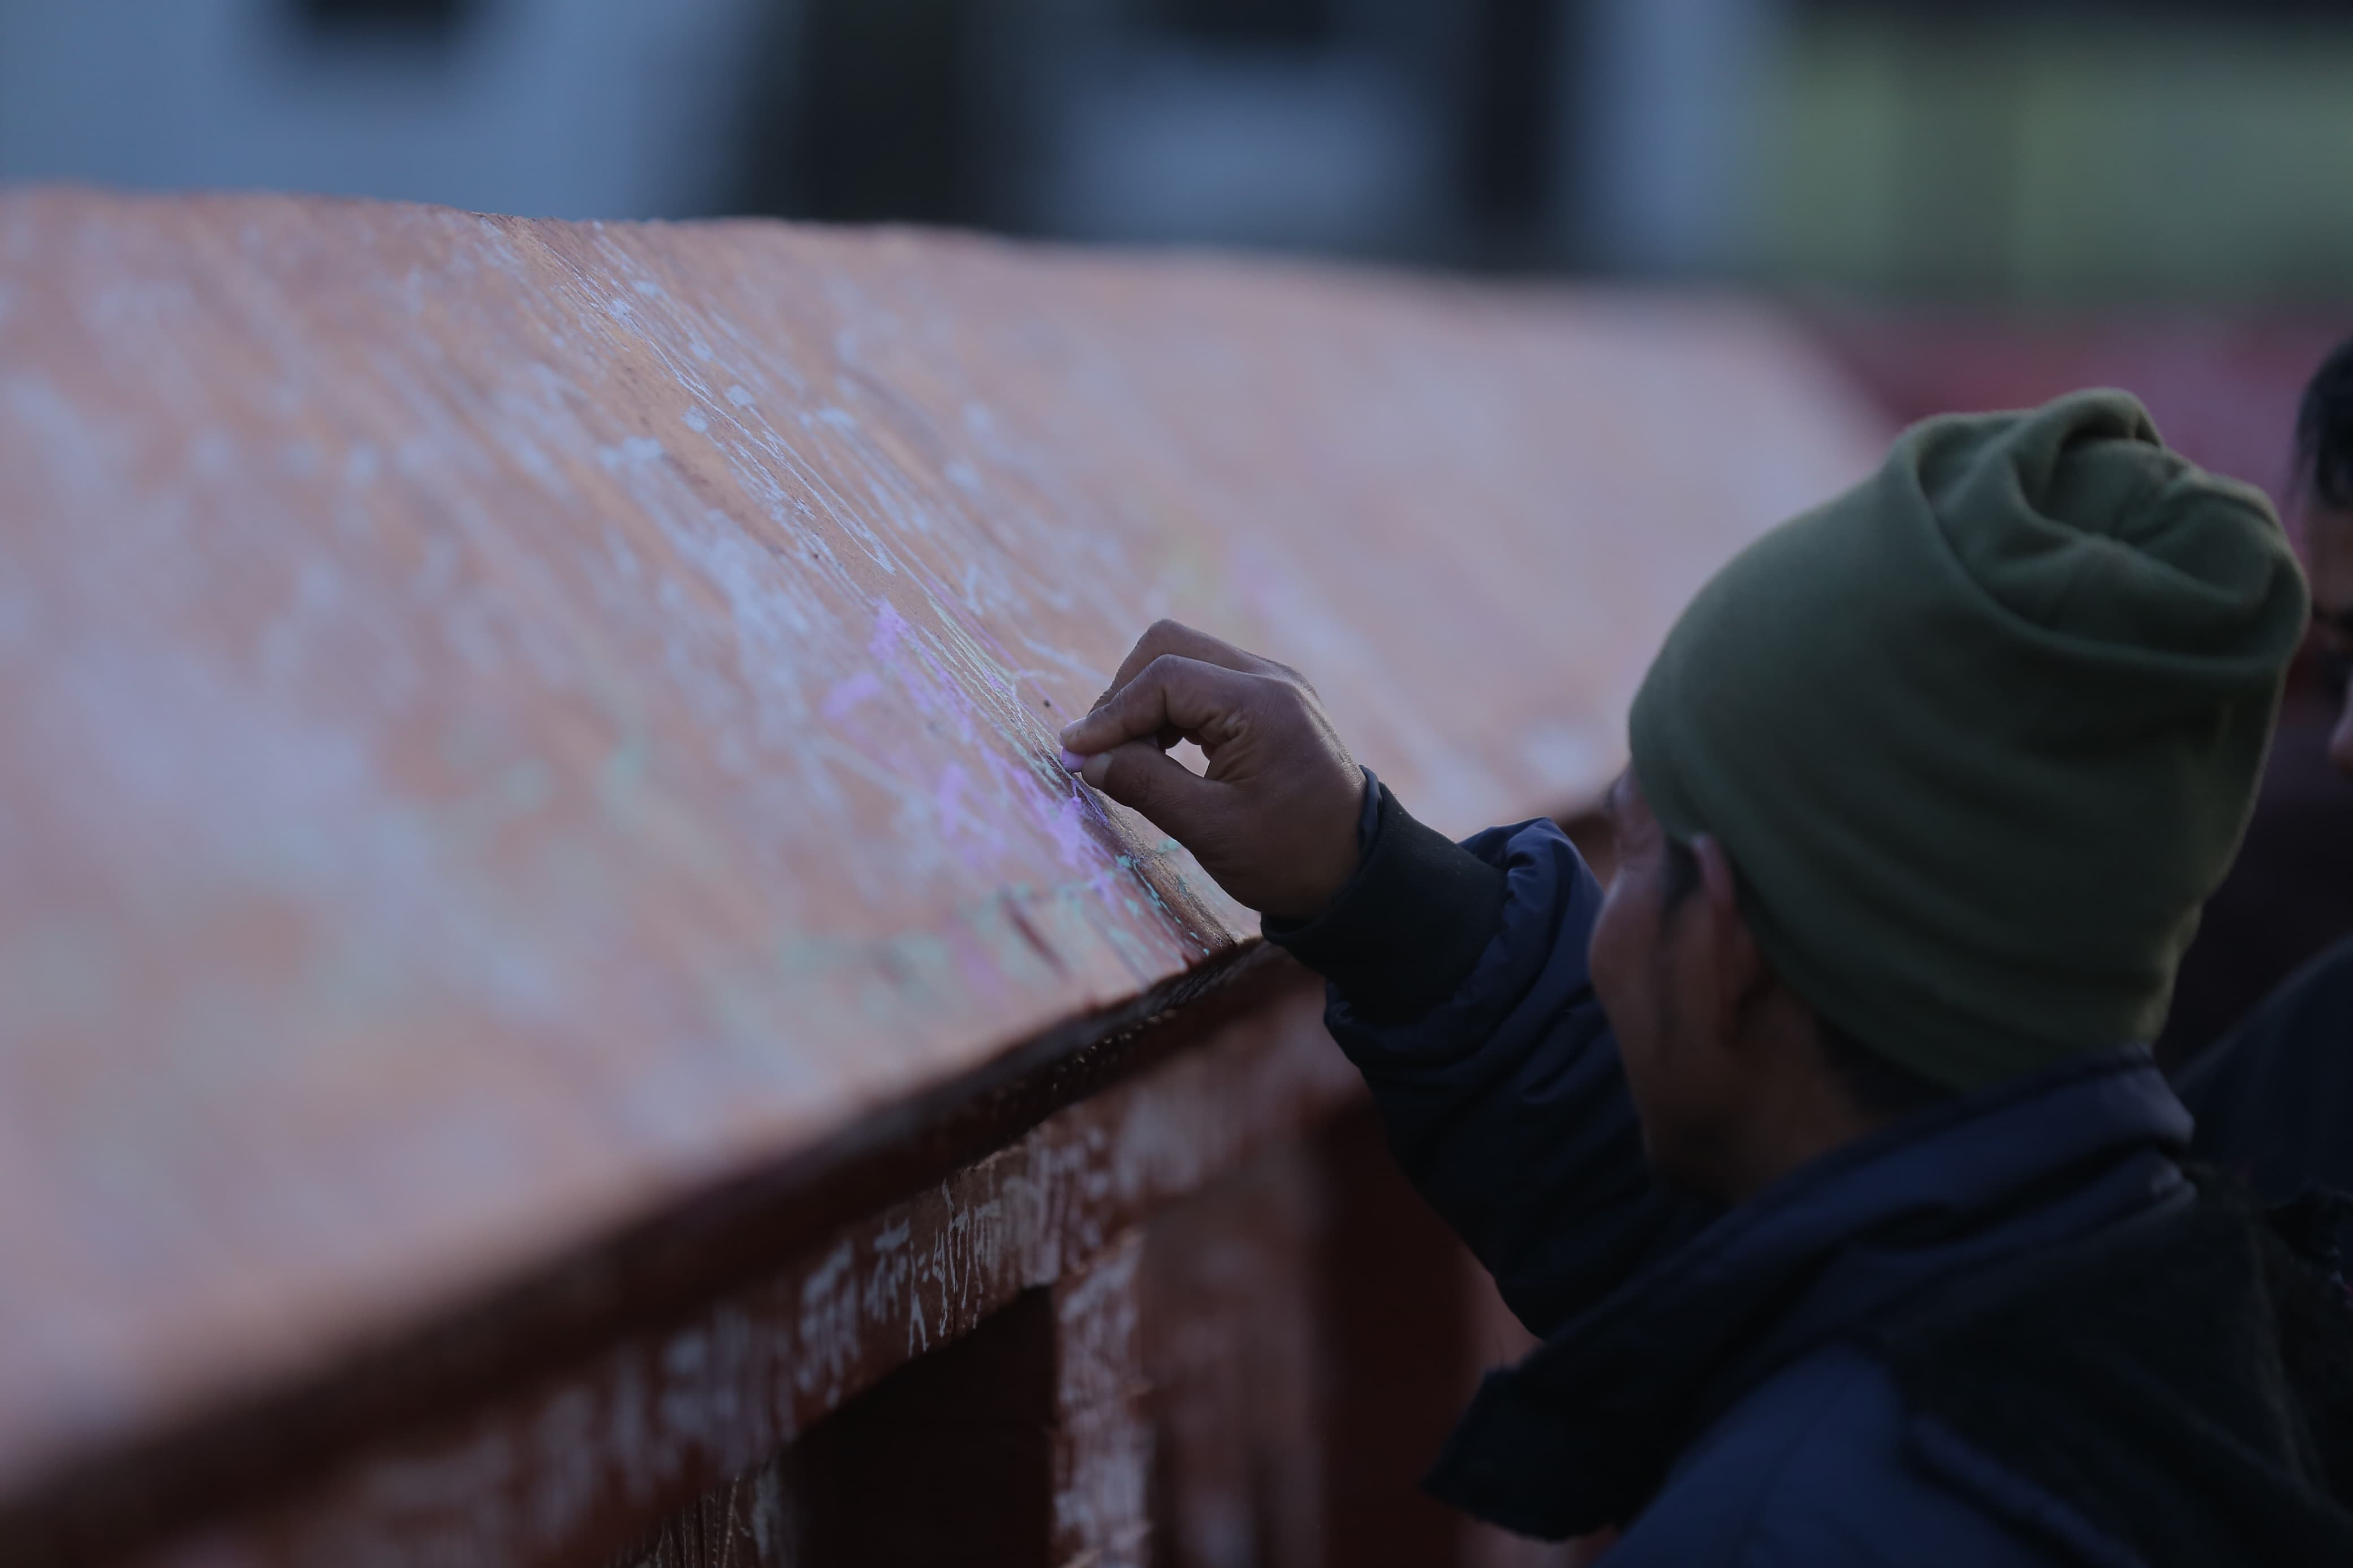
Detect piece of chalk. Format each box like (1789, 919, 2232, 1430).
(1059, 748, 1087, 772)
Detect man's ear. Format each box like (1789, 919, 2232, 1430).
(1691, 833, 1770, 1013)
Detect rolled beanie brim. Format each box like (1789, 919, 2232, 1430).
(1626, 391, 2308, 1092)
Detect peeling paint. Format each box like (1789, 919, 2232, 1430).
(0, 191, 1888, 1517)
(132, 982, 1354, 1568)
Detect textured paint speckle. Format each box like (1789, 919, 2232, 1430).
(0, 189, 1887, 1498)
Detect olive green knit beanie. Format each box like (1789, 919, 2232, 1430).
(1628, 390, 2309, 1091)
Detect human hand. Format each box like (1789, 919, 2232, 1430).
(1058, 621, 1365, 920)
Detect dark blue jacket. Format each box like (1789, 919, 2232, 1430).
(1268, 785, 2203, 1566)
(2180, 936, 2353, 1203)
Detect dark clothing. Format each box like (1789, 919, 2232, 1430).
(2181, 938, 2353, 1203)
(2156, 688, 2353, 1068)
(1883, 1191, 2353, 1568)
(1269, 784, 2353, 1564)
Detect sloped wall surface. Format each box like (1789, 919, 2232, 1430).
(0, 191, 1885, 1498)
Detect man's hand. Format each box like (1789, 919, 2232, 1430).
(1059, 621, 1364, 921)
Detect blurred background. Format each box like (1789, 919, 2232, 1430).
(2, 0, 2352, 305)
(3, 0, 2351, 1056)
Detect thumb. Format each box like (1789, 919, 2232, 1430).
(1080, 741, 1220, 846)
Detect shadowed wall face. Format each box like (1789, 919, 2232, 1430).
(608, 1105, 1546, 1568)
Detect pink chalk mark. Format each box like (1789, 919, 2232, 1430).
(946, 921, 1003, 998)
(867, 598, 981, 743)
(1044, 791, 1101, 872)
(822, 671, 884, 721)
(933, 763, 1006, 866)
(868, 599, 911, 663)
(935, 764, 969, 829)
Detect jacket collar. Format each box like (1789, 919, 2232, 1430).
(1426, 1047, 2192, 1540)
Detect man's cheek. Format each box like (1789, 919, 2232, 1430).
(1587, 880, 1639, 1003)
(1590, 917, 1656, 1106)
(1613, 1025, 1676, 1173)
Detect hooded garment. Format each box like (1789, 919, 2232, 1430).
(1628, 391, 2308, 1090)
(1271, 801, 2353, 1565)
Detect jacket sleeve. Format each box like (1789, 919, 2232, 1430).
(1266, 777, 1718, 1337)
(2177, 936, 2353, 1203)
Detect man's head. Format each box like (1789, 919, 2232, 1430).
(1590, 769, 1954, 1200)
(2294, 341, 2353, 776)
(1595, 392, 2308, 1195)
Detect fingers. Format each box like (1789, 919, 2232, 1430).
(1079, 741, 1219, 844)
(1099, 620, 1278, 710)
(1060, 655, 1257, 759)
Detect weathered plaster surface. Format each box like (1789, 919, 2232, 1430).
(0, 190, 1887, 1492)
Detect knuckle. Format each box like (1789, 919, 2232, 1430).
(1141, 653, 1191, 698)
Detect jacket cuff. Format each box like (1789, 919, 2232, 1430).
(1263, 777, 1509, 1025)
